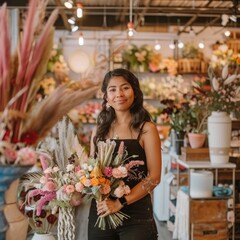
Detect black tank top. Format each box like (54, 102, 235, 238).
(91, 122, 153, 220)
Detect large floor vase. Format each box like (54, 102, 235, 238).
(0, 165, 32, 240)
(207, 111, 232, 164)
(31, 233, 56, 240)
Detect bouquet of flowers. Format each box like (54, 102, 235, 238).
(79, 139, 144, 230)
(25, 117, 88, 240)
(0, 1, 99, 166)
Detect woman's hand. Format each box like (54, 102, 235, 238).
(96, 198, 122, 217)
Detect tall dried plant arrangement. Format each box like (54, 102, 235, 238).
(0, 0, 99, 161)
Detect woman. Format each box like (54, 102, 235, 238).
(88, 68, 162, 240)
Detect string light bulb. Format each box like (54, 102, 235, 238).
(178, 41, 184, 49)
(64, 0, 73, 9)
(154, 41, 161, 51)
(76, 3, 83, 18)
(224, 30, 231, 37)
(169, 43, 175, 49)
(78, 32, 84, 45)
(198, 42, 205, 49)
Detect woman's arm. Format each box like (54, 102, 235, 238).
(124, 121, 162, 204)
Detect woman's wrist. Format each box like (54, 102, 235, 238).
(118, 196, 128, 207)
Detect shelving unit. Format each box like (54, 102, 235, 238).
(171, 152, 236, 240)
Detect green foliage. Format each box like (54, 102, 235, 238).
(122, 44, 153, 72)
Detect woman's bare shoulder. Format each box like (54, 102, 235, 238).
(142, 121, 158, 133)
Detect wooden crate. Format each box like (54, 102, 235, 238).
(190, 199, 228, 224)
(192, 222, 228, 240)
(180, 147, 210, 161)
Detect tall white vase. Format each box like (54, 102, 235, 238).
(31, 233, 56, 240)
(207, 111, 232, 164)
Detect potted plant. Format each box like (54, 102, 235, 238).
(169, 101, 195, 155)
(186, 96, 210, 149)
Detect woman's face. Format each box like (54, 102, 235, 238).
(106, 76, 135, 112)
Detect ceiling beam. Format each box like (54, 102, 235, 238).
(178, 15, 198, 35)
(54, 0, 71, 31)
(196, 16, 221, 35)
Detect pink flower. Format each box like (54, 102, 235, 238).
(65, 184, 75, 195)
(4, 148, 17, 162)
(17, 147, 37, 165)
(104, 167, 113, 177)
(112, 166, 128, 178)
(43, 181, 56, 191)
(125, 160, 144, 170)
(123, 185, 131, 195)
(40, 176, 47, 184)
(75, 166, 80, 172)
(118, 141, 124, 160)
(75, 182, 84, 192)
(114, 186, 125, 198)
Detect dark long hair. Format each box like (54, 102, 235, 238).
(94, 68, 152, 145)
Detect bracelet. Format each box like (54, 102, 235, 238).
(118, 196, 128, 207)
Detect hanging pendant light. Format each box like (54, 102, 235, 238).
(76, 3, 83, 18)
(78, 32, 84, 45)
(127, 0, 135, 37)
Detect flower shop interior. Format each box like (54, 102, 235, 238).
(1, 0, 240, 239)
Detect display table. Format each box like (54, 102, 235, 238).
(170, 153, 236, 240)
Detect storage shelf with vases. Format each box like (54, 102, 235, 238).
(168, 152, 236, 240)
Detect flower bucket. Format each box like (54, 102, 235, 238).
(0, 165, 32, 240)
(207, 111, 232, 164)
(4, 180, 29, 240)
(188, 133, 206, 149)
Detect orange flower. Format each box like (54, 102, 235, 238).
(98, 177, 107, 184)
(91, 177, 100, 186)
(236, 58, 240, 65)
(99, 184, 111, 195)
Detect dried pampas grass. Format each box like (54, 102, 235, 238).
(23, 80, 99, 144)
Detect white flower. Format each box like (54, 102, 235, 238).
(212, 77, 219, 91)
(224, 75, 236, 85)
(219, 44, 228, 53)
(222, 64, 229, 79)
(44, 167, 53, 174)
(88, 165, 93, 171)
(52, 206, 58, 215)
(66, 164, 75, 172)
(82, 163, 88, 170)
(53, 166, 60, 172)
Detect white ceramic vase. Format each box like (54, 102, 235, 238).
(31, 233, 56, 240)
(207, 111, 232, 164)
